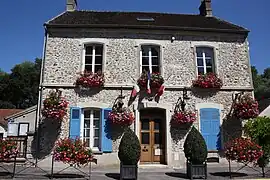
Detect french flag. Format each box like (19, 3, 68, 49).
(147, 71, 151, 94)
(156, 85, 165, 97)
(131, 84, 140, 98)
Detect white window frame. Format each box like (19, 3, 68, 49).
(82, 44, 103, 73)
(140, 45, 160, 74)
(195, 47, 215, 75)
(80, 108, 101, 151)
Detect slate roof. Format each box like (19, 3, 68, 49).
(46, 11, 248, 34)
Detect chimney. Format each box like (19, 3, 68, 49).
(199, 0, 212, 17)
(66, 0, 77, 11)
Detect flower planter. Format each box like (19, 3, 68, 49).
(120, 162, 138, 180)
(75, 71, 105, 88)
(186, 161, 207, 180)
(192, 72, 223, 89)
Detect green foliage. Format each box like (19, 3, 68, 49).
(184, 126, 207, 164)
(244, 116, 270, 167)
(118, 128, 141, 165)
(252, 66, 270, 100)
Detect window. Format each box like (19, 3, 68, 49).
(84, 44, 103, 73)
(196, 47, 215, 74)
(140, 45, 160, 73)
(82, 109, 101, 151)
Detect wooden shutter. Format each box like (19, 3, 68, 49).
(69, 107, 81, 140)
(101, 108, 112, 152)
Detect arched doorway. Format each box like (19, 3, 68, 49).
(139, 108, 166, 164)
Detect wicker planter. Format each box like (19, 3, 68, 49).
(186, 161, 207, 179)
(120, 162, 138, 180)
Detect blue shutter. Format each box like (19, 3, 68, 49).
(200, 108, 221, 150)
(69, 107, 81, 140)
(101, 108, 112, 152)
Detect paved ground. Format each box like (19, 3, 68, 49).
(0, 164, 269, 179)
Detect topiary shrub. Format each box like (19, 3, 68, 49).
(184, 126, 207, 164)
(118, 128, 141, 165)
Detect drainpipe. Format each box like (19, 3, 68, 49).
(34, 25, 48, 165)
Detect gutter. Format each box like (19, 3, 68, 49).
(44, 23, 249, 35)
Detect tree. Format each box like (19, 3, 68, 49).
(252, 66, 270, 100)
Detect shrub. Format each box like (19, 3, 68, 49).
(118, 128, 141, 165)
(184, 126, 207, 164)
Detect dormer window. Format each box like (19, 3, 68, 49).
(84, 44, 103, 73)
(196, 47, 215, 75)
(140, 45, 160, 73)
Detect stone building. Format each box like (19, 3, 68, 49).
(39, 0, 253, 167)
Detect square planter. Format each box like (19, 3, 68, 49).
(120, 162, 138, 180)
(186, 161, 207, 179)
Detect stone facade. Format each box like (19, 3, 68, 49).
(40, 29, 253, 168)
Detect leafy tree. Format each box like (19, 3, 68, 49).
(252, 66, 270, 101)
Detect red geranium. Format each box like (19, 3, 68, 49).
(224, 137, 263, 164)
(41, 89, 68, 120)
(53, 138, 94, 166)
(75, 71, 104, 88)
(108, 108, 135, 126)
(233, 94, 259, 119)
(0, 139, 18, 160)
(192, 72, 223, 89)
(137, 71, 164, 89)
(171, 111, 196, 125)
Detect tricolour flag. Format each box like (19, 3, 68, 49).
(156, 85, 165, 97)
(147, 71, 151, 94)
(131, 84, 140, 98)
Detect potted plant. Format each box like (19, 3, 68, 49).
(75, 70, 105, 89)
(184, 126, 208, 179)
(118, 128, 141, 180)
(137, 71, 164, 90)
(108, 107, 135, 126)
(0, 139, 18, 161)
(41, 89, 68, 120)
(171, 110, 196, 127)
(192, 72, 223, 89)
(233, 94, 259, 120)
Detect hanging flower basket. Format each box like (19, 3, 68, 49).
(75, 71, 105, 89)
(53, 138, 94, 166)
(233, 94, 259, 120)
(192, 72, 223, 89)
(41, 89, 68, 120)
(108, 108, 135, 126)
(171, 111, 196, 126)
(0, 139, 19, 160)
(224, 137, 263, 164)
(137, 71, 164, 90)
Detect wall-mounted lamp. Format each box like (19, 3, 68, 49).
(174, 87, 190, 112)
(171, 36, 175, 43)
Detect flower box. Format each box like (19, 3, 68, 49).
(192, 72, 223, 89)
(233, 94, 259, 120)
(120, 163, 138, 180)
(108, 108, 135, 126)
(0, 139, 18, 161)
(186, 161, 207, 180)
(41, 90, 68, 120)
(171, 111, 196, 126)
(75, 71, 105, 89)
(53, 138, 94, 166)
(137, 72, 164, 90)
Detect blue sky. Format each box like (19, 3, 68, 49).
(0, 0, 269, 73)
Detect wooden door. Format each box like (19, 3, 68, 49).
(140, 118, 165, 164)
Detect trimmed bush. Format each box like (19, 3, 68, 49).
(184, 126, 207, 164)
(118, 128, 141, 165)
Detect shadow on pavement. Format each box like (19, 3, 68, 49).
(45, 173, 84, 179)
(210, 172, 248, 178)
(105, 173, 120, 180)
(165, 172, 189, 179)
(0, 172, 13, 176)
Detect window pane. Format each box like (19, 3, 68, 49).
(152, 57, 159, 66)
(95, 55, 102, 65)
(152, 66, 160, 73)
(85, 46, 93, 55)
(95, 45, 103, 55)
(155, 133, 161, 144)
(84, 110, 90, 118)
(94, 120, 99, 127)
(197, 58, 204, 66)
(84, 129, 90, 137)
(85, 56, 92, 65)
(141, 119, 149, 130)
(206, 59, 212, 66)
(142, 57, 149, 65)
(94, 110, 100, 118)
(204, 48, 214, 58)
(94, 129, 99, 137)
(198, 67, 205, 74)
(141, 133, 149, 144)
(94, 65, 102, 73)
(141, 47, 149, 56)
(85, 65, 92, 72)
(94, 139, 99, 147)
(154, 120, 160, 130)
(206, 67, 213, 73)
(84, 120, 90, 128)
(142, 66, 149, 72)
(84, 138, 90, 147)
(151, 47, 159, 56)
(196, 48, 203, 57)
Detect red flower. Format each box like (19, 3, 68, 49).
(108, 109, 135, 126)
(171, 111, 196, 125)
(192, 72, 223, 89)
(75, 71, 105, 88)
(233, 94, 259, 119)
(137, 71, 164, 89)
